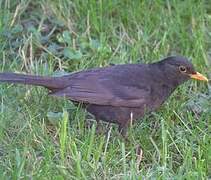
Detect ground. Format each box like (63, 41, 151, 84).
(0, 0, 211, 179)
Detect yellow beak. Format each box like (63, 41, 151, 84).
(190, 72, 208, 82)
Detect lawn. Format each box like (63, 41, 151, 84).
(0, 0, 211, 179)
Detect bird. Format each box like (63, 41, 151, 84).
(0, 56, 208, 137)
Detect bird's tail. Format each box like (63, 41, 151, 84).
(0, 72, 67, 90)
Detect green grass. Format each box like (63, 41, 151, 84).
(0, 0, 211, 179)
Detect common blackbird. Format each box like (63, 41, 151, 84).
(0, 56, 208, 136)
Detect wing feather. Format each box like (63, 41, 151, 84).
(51, 82, 150, 107)
(50, 65, 151, 107)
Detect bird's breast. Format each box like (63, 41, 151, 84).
(149, 83, 174, 111)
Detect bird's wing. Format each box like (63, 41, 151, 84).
(50, 74, 151, 108)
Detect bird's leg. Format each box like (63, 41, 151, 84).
(118, 124, 129, 141)
(95, 118, 103, 135)
(106, 123, 112, 134)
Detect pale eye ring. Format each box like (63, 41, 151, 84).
(179, 66, 187, 73)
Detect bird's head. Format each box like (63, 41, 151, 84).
(157, 56, 208, 85)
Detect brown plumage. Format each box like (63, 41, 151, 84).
(0, 56, 208, 136)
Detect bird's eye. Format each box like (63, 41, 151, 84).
(179, 66, 187, 73)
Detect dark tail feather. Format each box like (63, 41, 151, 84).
(0, 72, 67, 90)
